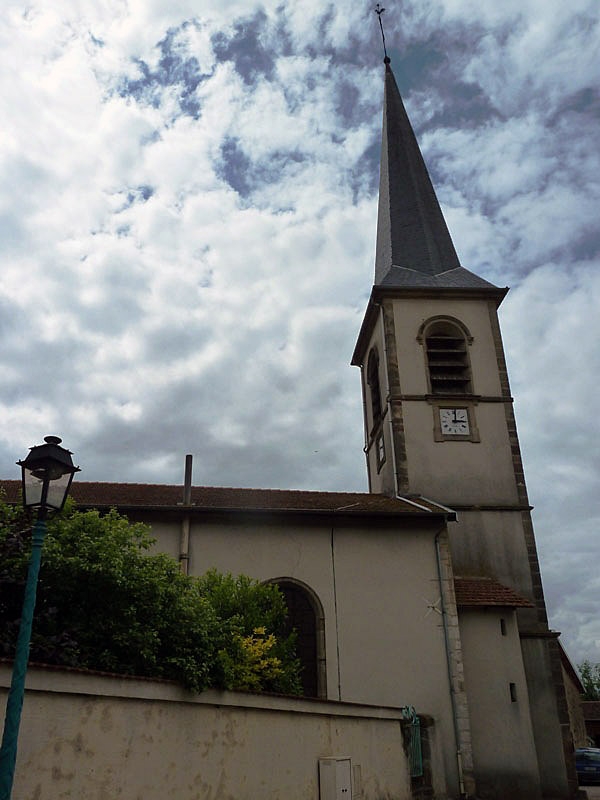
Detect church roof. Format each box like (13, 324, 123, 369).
(374, 61, 498, 292)
(379, 265, 498, 290)
(0, 480, 455, 520)
(454, 577, 534, 608)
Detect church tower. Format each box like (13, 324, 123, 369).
(352, 59, 576, 799)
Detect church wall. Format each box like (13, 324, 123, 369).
(445, 510, 535, 600)
(391, 297, 504, 397)
(144, 514, 462, 795)
(401, 401, 518, 503)
(360, 315, 396, 497)
(1, 665, 412, 800)
(377, 294, 574, 796)
(186, 519, 339, 698)
(561, 661, 587, 748)
(458, 608, 541, 800)
(521, 637, 573, 798)
(390, 297, 519, 505)
(333, 525, 453, 707)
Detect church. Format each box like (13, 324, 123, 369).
(1, 59, 578, 800)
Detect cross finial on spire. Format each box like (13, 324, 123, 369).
(374, 4, 390, 65)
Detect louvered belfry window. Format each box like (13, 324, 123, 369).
(367, 348, 383, 430)
(425, 323, 472, 394)
(367, 349, 382, 431)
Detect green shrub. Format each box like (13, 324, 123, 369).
(0, 497, 301, 695)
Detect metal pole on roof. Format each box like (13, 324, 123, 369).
(179, 454, 193, 574)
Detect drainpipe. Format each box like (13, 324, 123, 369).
(179, 454, 192, 575)
(359, 367, 372, 494)
(435, 527, 468, 800)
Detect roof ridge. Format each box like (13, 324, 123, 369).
(0, 478, 378, 496)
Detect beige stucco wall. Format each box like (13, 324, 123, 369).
(361, 296, 522, 504)
(0, 665, 413, 800)
(402, 402, 518, 504)
(391, 298, 503, 397)
(446, 510, 534, 596)
(458, 609, 541, 800)
(360, 318, 393, 497)
(140, 514, 461, 796)
(392, 297, 517, 506)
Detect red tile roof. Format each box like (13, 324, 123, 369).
(0, 480, 454, 519)
(454, 577, 534, 608)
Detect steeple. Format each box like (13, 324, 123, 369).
(375, 61, 496, 290)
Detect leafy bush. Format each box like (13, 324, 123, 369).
(579, 660, 600, 701)
(197, 571, 301, 695)
(0, 497, 301, 695)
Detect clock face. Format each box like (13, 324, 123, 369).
(440, 408, 470, 435)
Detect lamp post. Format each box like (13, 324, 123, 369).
(0, 436, 80, 800)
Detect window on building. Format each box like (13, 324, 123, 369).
(275, 580, 325, 698)
(425, 321, 472, 395)
(376, 434, 385, 470)
(367, 348, 383, 431)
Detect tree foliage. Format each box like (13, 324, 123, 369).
(579, 660, 600, 701)
(0, 497, 301, 695)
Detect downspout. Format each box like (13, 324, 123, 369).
(330, 525, 342, 701)
(359, 360, 372, 494)
(179, 454, 193, 575)
(435, 527, 467, 800)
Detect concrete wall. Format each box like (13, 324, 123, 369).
(1, 665, 414, 800)
(459, 609, 541, 799)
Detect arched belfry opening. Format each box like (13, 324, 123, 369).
(418, 317, 473, 395)
(271, 578, 326, 699)
(367, 347, 383, 432)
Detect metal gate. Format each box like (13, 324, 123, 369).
(402, 705, 423, 778)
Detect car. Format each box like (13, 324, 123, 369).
(576, 748, 600, 785)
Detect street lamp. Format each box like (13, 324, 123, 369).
(0, 437, 80, 800)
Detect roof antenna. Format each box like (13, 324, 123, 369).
(374, 4, 390, 65)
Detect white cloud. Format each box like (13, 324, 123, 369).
(500, 262, 600, 661)
(0, 0, 598, 665)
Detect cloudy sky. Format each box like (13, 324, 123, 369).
(0, 1, 598, 664)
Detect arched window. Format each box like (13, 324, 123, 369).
(367, 348, 383, 431)
(272, 579, 326, 698)
(424, 319, 472, 395)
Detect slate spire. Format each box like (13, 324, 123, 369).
(375, 60, 495, 290)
